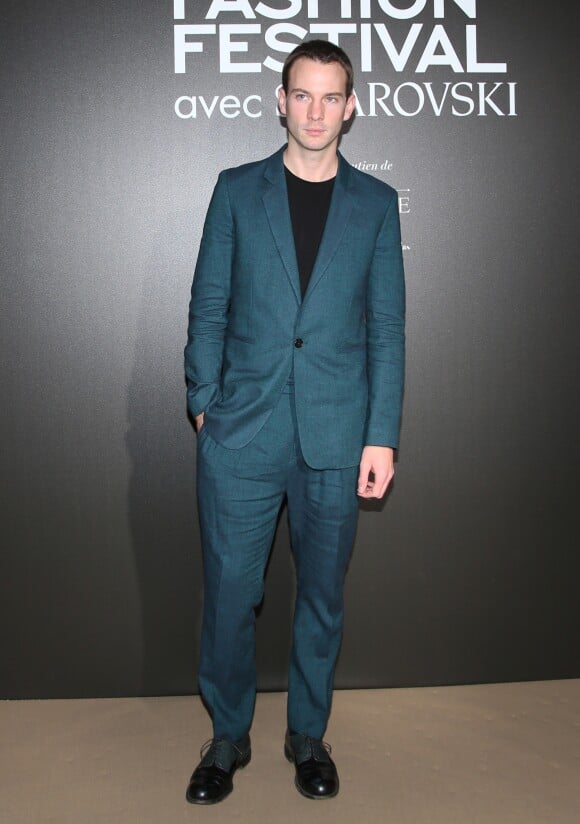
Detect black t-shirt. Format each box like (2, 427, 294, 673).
(284, 166, 335, 299)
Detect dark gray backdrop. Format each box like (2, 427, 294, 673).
(2, 1, 579, 698)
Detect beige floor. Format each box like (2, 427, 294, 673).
(1, 680, 579, 824)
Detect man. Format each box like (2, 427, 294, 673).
(184, 40, 405, 804)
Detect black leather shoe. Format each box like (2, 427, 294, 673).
(284, 731, 339, 799)
(186, 735, 251, 804)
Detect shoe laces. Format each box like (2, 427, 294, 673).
(199, 737, 245, 767)
(301, 736, 332, 761)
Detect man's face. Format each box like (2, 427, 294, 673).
(278, 57, 356, 156)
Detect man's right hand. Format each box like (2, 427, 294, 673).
(195, 412, 204, 432)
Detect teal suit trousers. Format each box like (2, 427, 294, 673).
(196, 380, 359, 741)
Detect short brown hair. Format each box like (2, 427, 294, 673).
(282, 39, 354, 98)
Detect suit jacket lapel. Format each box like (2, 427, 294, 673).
(262, 148, 301, 304)
(303, 153, 353, 303)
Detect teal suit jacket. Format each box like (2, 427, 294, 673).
(185, 146, 405, 469)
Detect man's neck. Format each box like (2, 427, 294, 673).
(283, 146, 339, 182)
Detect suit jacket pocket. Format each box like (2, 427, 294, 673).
(226, 330, 256, 344)
(337, 341, 366, 353)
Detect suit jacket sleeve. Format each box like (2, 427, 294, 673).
(184, 172, 233, 417)
(365, 190, 406, 448)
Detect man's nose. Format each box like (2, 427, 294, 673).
(308, 100, 324, 120)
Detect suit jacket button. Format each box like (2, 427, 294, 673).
(294, 338, 303, 348)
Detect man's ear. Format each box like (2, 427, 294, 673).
(278, 87, 287, 116)
(344, 93, 356, 121)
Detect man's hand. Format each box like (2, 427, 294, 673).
(195, 412, 205, 432)
(357, 446, 395, 499)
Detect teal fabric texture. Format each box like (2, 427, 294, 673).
(185, 144, 405, 742)
(196, 383, 359, 740)
(185, 146, 405, 469)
